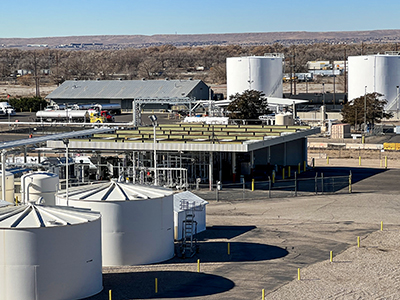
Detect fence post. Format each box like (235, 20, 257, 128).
(315, 172, 318, 194)
(294, 172, 297, 197)
(242, 178, 245, 201)
(268, 176, 271, 198)
(349, 170, 352, 193)
(321, 173, 324, 194)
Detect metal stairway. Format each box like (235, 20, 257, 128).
(179, 200, 198, 258)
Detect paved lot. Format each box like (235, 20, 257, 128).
(84, 166, 400, 300)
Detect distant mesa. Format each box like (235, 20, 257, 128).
(1, 30, 400, 50)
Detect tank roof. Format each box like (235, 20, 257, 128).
(57, 180, 173, 202)
(0, 204, 100, 228)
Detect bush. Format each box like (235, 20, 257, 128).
(7, 97, 48, 112)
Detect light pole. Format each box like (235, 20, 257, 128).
(149, 115, 158, 186)
(63, 139, 69, 204)
(363, 86, 367, 144)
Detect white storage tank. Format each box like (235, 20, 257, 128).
(227, 55, 284, 99)
(21, 172, 59, 206)
(173, 191, 208, 240)
(348, 53, 400, 111)
(56, 181, 174, 266)
(0, 171, 14, 204)
(0, 204, 102, 300)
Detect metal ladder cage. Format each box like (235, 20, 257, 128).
(179, 200, 199, 258)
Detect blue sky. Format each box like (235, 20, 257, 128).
(1, 0, 399, 38)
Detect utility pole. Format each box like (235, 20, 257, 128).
(293, 48, 297, 95)
(344, 49, 347, 96)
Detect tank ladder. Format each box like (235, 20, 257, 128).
(179, 200, 198, 258)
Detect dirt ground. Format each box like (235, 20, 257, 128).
(83, 165, 400, 300)
(1, 81, 340, 100)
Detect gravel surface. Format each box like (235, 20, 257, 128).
(266, 229, 400, 299)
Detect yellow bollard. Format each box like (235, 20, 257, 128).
(381, 221, 383, 231)
(262, 289, 265, 300)
(304, 160, 307, 171)
(282, 168, 285, 180)
(30, 108, 32, 112)
(297, 268, 301, 280)
(359, 156, 361, 166)
(109, 289, 112, 300)
(330, 251, 333, 262)
(272, 171, 275, 184)
(362, 135, 365, 144)
(228, 242, 230, 255)
(357, 236, 360, 248)
(385, 156, 388, 169)
(288, 166, 291, 178)
(327, 156, 329, 165)
(252, 179, 255, 191)
(298, 162, 301, 174)
(155, 278, 158, 293)
(197, 259, 200, 272)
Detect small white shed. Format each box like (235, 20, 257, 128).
(173, 191, 208, 240)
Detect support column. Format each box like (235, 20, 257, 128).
(2, 150, 6, 202)
(132, 151, 136, 184)
(209, 152, 213, 191)
(250, 151, 255, 177)
(232, 152, 237, 183)
(219, 152, 222, 181)
(284, 142, 287, 166)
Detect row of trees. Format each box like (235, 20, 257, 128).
(228, 90, 392, 127)
(1, 42, 399, 86)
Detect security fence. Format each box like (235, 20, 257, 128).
(190, 172, 352, 201)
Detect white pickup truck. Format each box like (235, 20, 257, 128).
(0, 102, 16, 115)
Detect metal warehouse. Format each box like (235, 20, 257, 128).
(45, 79, 211, 110)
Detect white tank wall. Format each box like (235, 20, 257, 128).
(348, 55, 400, 110)
(0, 172, 14, 203)
(21, 172, 59, 205)
(227, 56, 283, 99)
(174, 208, 207, 240)
(56, 195, 174, 266)
(0, 218, 102, 300)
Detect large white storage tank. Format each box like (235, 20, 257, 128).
(173, 191, 208, 240)
(348, 53, 400, 111)
(21, 172, 59, 205)
(0, 204, 102, 300)
(56, 181, 174, 266)
(0, 171, 14, 204)
(227, 55, 284, 99)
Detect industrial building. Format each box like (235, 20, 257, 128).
(46, 123, 319, 187)
(348, 52, 400, 111)
(45, 79, 211, 110)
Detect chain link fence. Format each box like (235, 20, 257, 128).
(190, 173, 352, 201)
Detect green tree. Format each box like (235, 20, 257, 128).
(227, 90, 270, 119)
(341, 92, 393, 128)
